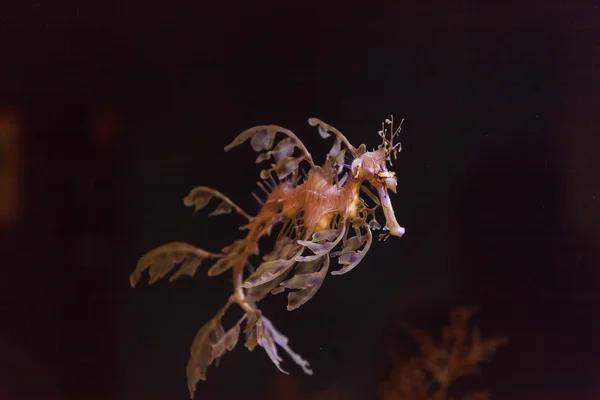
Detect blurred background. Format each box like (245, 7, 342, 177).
(1, 1, 599, 399)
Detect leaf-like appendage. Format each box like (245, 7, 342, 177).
(225, 124, 315, 183)
(273, 255, 330, 311)
(311, 229, 340, 242)
(186, 317, 225, 398)
(308, 117, 359, 184)
(243, 314, 260, 351)
(253, 315, 312, 376)
(260, 155, 304, 182)
(245, 239, 302, 302)
(207, 257, 235, 277)
(245, 270, 291, 303)
(295, 226, 345, 262)
(225, 125, 309, 163)
(184, 186, 252, 221)
(256, 137, 297, 164)
(368, 218, 382, 230)
(184, 187, 213, 212)
(262, 237, 297, 262)
(130, 242, 221, 287)
(170, 257, 204, 282)
(211, 324, 241, 360)
(207, 240, 250, 277)
(242, 258, 296, 288)
(331, 235, 365, 257)
(331, 227, 373, 275)
(208, 201, 232, 217)
(225, 126, 277, 152)
(331, 148, 347, 177)
(296, 240, 333, 254)
(308, 117, 364, 158)
(308, 118, 332, 139)
(274, 156, 302, 180)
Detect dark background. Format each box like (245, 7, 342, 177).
(1, 1, 599, 399)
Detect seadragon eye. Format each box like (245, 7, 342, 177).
(376, 171, 397, 194)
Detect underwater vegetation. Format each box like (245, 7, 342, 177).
(130, 117, 406, 398)
(379, 307, 507, 400)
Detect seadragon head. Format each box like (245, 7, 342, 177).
(308, 116, 405, 238)
(349, 117, 405, 237)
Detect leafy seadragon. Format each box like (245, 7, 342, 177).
(130, 116, 406, 398)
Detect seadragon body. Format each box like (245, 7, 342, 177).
(130, 117, 406, 398)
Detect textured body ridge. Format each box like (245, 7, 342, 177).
(130, 116, 406, 398)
